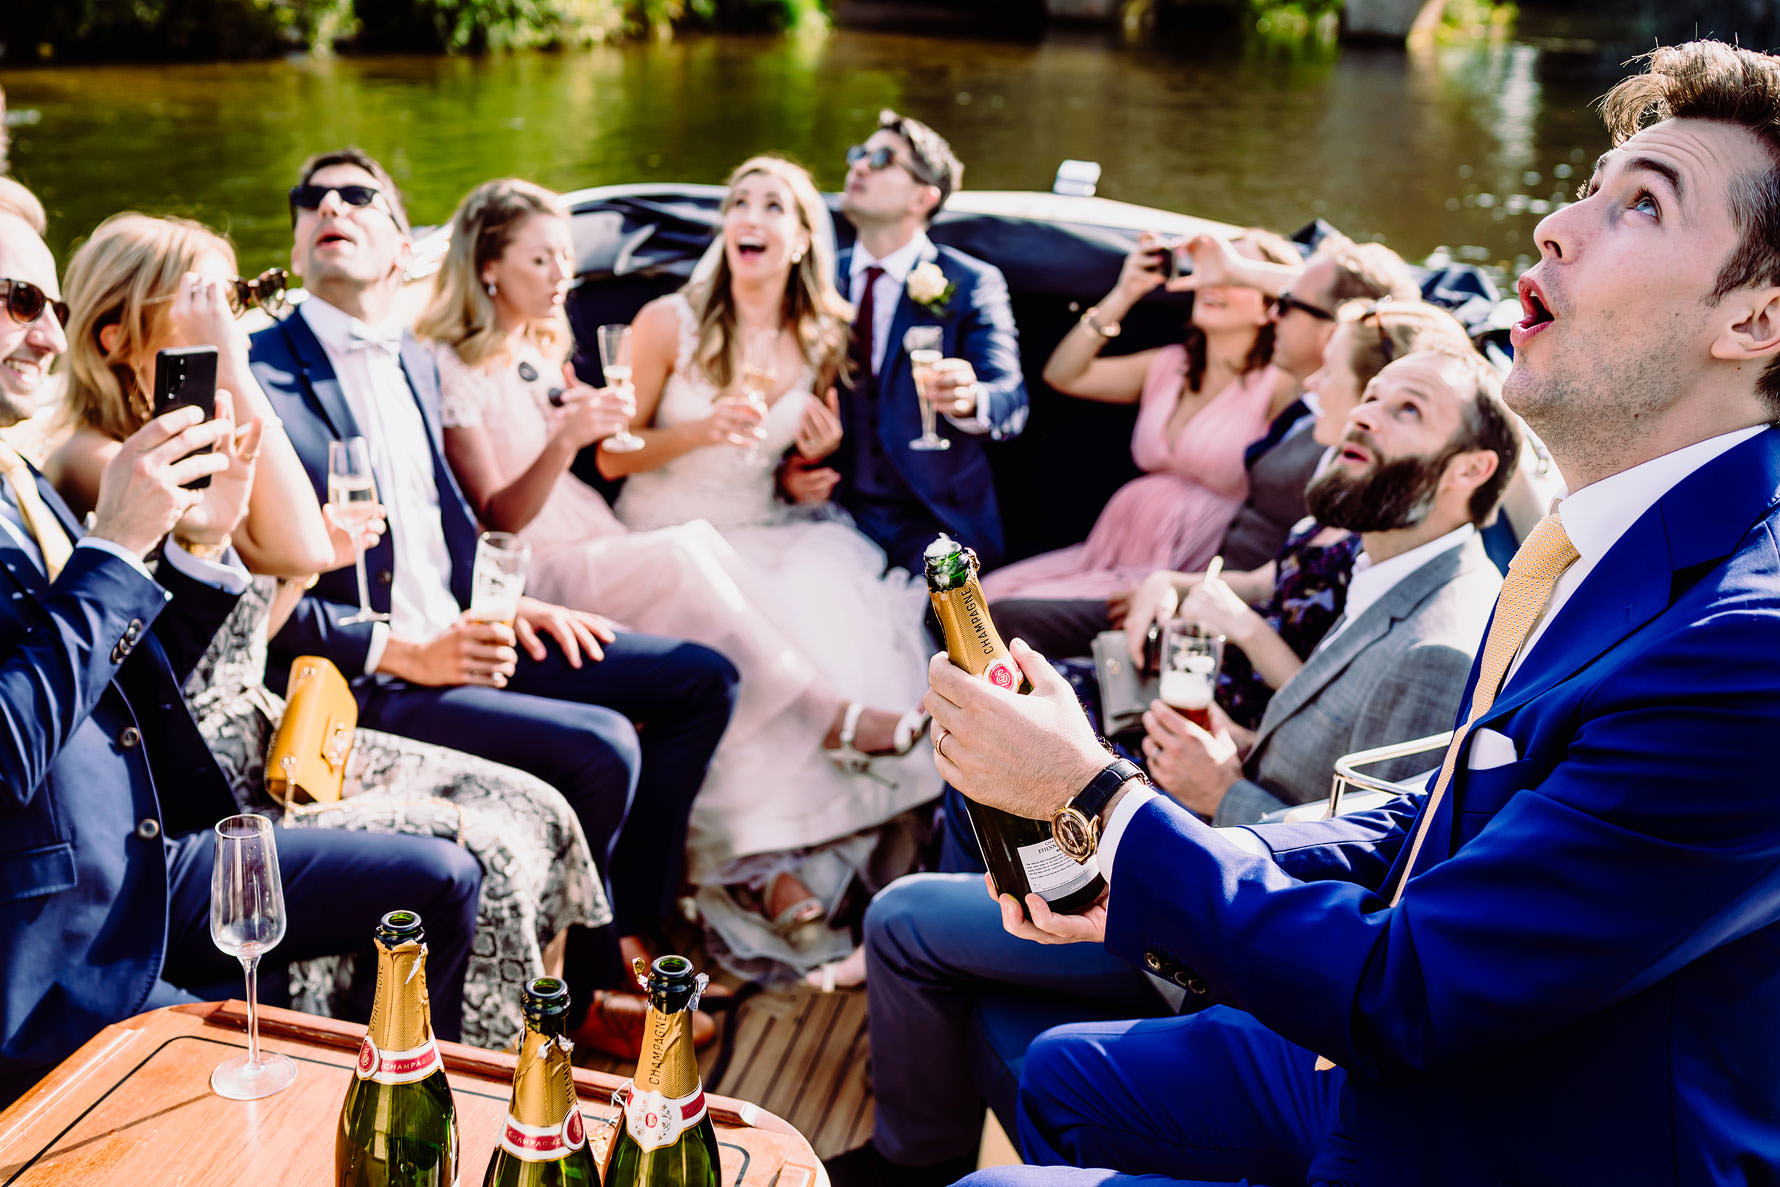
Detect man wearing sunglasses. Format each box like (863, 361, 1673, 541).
(251, 148, 739, 1056)
(801, 109, 1026, 575)
(0, 209, 484, 1106)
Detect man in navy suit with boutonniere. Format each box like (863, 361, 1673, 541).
(782, 110, 1027, 575)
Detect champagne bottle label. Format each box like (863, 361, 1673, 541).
(354, 1035, 444, 1084)
(1016, 836, 1101, 897)
(498, 1108, 587, 1161)
(620, 1084, 708, 1152)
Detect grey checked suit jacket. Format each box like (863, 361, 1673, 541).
(1211, 534, 1503, 826)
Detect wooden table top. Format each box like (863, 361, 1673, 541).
(0, 1001, 826, 1187)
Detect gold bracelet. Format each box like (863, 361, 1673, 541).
(172, 533, 231, 561)
(1080, 306, 1121, 339)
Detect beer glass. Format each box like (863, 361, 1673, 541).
(209, 814, 298, 1100)
(1159, 621, 1224, 730)
(327, 437, 388, 626)
(468, 531, 529, 630)
(597, 324, 645, 454)
(904, 326, 951, 452)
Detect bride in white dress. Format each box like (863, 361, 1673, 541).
(603, 157, 938, 973)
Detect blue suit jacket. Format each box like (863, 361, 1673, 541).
(1109, 426, 1780, 1183)
(248, 310, 479, 684)
(0, 479, 238, 1085)
(836, 242, 1028, 565)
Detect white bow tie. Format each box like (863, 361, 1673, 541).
(347, 321, 403, 357)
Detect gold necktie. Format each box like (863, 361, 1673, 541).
(0, 441, 74, 580)
(1315, 515, 1581, 1072)
(1387, 514, 1580, 907)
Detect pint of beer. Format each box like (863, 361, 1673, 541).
(1159, 621, 1223, 730)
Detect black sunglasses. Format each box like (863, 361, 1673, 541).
(1361, 305, 1396, 365)
(0, 278, 70, 330)
(1276, 289, 1337, 322)
(230, 267, 290, 318)
(288, 183, 382, 213)
(846, 144, 935, 184)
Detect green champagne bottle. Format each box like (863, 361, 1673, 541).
(600, 956, 721, 1187)
(924, 534, 1108, 917)
(483, 978, 600, 1186)
(337, 910, 460, 1187)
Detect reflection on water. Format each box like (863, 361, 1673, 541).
(4, 29, 1607, 279)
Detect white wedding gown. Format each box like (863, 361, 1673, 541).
(615, 295, 937, 903)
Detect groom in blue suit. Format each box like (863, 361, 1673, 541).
(801, 110, 1026, 574)
(925, 40, 1780, 1184)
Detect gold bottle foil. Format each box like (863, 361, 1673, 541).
(633, 1007, 699, 1100)
(366, 938, 433, 1053)
(509, 1030, 578, 1129)
(930, 572, 1025, 692)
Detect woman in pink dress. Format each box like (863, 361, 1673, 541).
(981, 229, 1302, 604)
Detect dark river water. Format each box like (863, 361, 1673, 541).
(3, 27, 1614, 283)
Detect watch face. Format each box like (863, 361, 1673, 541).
(1052, 808, 1096, 863)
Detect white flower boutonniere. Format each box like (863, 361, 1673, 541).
(906, 261, 956, 317)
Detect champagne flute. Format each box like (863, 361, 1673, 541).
(328, 437, 389, 626)
(468, 531, 529, 630)
(735, 327, 778, 465)
(904, 326, 951, 452)
(597, 324, 645, 454)
(209, 814, 298, 1100)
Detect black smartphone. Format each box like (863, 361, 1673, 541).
(1150, 240, 1195, 282)
(152, 345, 218, 490)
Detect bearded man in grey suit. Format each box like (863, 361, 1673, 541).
(825, 345, 1519, 1187)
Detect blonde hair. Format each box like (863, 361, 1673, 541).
(1334, 299, 1476, 391)
(685, 156, 852, 390)
(0, 179, 46, 236)
(415, 178, 570, 368)
(62, 213, 235, 440)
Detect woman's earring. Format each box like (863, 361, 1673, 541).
(791, 251, 804, 264)
(485, 280, 497, 297)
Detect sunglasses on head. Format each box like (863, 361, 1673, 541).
(1275, 289, 1337, 322)
(288, 183, 381, 213)
(231, 267, 290, 317)
(1361, 305, 1397, 366)
(0, 278, 70, 330)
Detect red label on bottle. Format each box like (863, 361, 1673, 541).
(985, 659, 1018, 690)
(356, 1037, 376, 1076)
(354, 1036, 442, 1084)
(623, 1084, 708, 1151)
(500, 1116, 567, 1161)
(565, 1109, 586, 1149)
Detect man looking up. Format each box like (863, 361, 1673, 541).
(0, 210, 482, 1105)
(250, 149, 737, 1059)
(790, 110, 1026, 574)
(930, 39, 1780, 1183)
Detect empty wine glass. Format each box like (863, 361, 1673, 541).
(904, 326, 950, 452)
(209, 814, 297, 1100)
(327, 437, 388, 626)
(597, 324, 645, 454)
(735, 327, 778, 464)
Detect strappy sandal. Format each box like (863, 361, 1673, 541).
(827, 703, 931, 773)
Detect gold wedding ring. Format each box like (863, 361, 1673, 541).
(934, 727, 950, 760)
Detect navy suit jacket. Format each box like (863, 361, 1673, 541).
(836, 242, 1027, 565)
(0, 479, 238, 1084)
(248, 310, 479, 685)
(1108, 426, 1780, 1183)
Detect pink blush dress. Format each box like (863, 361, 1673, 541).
(982, 346, 1278, 602)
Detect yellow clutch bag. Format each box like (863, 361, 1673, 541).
(266, 656, 357, 806)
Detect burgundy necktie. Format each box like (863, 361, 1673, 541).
(851, 265, 885, 386)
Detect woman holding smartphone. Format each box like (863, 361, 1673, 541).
(47, 212, 617, 1057)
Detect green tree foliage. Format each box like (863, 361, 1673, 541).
(0, 0, 823, 60)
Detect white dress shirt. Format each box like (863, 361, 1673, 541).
(1317, 525, 1474, 649)
(300, 299, 464, 670)
(848, 231, 991, 434)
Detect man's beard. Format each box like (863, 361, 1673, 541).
(1306, 439, 1459, 533)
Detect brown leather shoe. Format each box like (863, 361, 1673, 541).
(570, 989, 717, 1061)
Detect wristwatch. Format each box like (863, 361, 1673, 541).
(1051, 756, 1145, 862)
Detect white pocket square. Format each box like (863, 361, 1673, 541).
(1467, 727, 1520, 770)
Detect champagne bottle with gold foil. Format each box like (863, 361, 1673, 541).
(337, 910, 460, 1187)
(600, 956, 721, 1187)
(483, 978, 600, 1186)
(925, 534, 1108, 917)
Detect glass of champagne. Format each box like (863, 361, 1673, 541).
(327, 437, 389, 626)
(904, 326, 951, 452)
(468, 530, 529, 630)
(209, 814, 298, 1100)
(597, 324, 645, 454)
(1159, 621, 1225, 730)
(735, 327, 777, 464)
